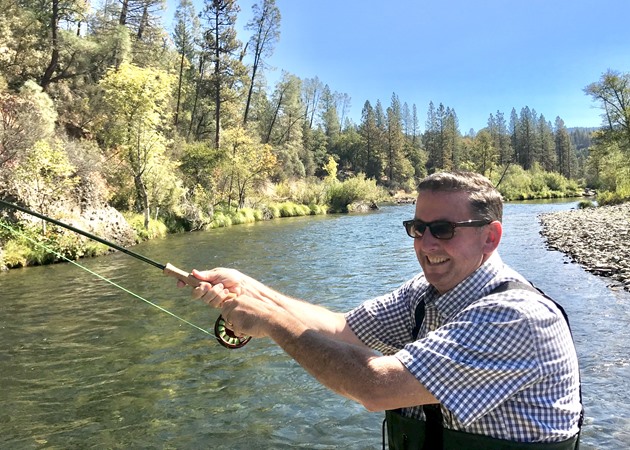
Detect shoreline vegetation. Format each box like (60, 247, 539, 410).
(539, 201, 630, 292)
(2, 179, 629, 294)
(0, 169, 603, 272)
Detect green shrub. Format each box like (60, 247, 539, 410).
(124, 214, 168, 241)
(325, 174, 383, 213)
(2, 239, 32, 267)
(265, 204, 281, 219)
(309, 204, 328, 215)
(597, 190, 630, 206)
(210, 212, 232, 229)
(544, 172, 567, 191)
(278, 202, 299, 217)
(577, 200, 595, 209)
(232, 208, 257, 225)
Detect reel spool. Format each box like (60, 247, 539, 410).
(214, 315, 252, 349)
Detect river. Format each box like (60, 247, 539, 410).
(1, 201, 629, 449)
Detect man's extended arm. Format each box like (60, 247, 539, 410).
(189, 268, 439, 410)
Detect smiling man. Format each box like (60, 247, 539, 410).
(185, 171, 583, 449)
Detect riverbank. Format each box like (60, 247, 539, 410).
(539, 202, 630, 291)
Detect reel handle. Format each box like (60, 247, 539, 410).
(163, 263, 252, 349)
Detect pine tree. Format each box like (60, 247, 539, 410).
(243, 0, 281, 125)
(199, 0, 245, 148)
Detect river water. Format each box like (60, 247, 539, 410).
(1, 201, 629, 449)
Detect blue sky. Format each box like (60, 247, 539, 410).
(164, 0, 630, 133)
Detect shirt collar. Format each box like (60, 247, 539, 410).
(431, 252, 503, 323)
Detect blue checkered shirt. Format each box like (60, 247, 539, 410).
(345, 253, 582, 442)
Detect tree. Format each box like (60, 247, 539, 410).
(359, 100, 381, 179)
(260, 72, 303, 147)
(320, 84, 340, 142)
(385, 93, 407, 186)
(554, 117, 575, 179)
(443, 106, 461, 170)
(99, 62, 173, 229)
(423, 101, 438, 172)
(537, 115, 555, 172)
(514, 106, 536, 169)
(242, 0, 280, 125)
(301, 76, 323, 130)
(172, 0, 200, 128)
(488, 111, 512, 165)
(14, 140, 79, 233)
(199, 0, 245, 149)
(469, 129, 498, 176)
(423, 102, 460, 172)
(584, 69, 630, 153)
(43, 0, 90, 88)
(218, 126, 276, 208)
(1, 83, 55, 169)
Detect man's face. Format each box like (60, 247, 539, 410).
(413, 190, 498, 294)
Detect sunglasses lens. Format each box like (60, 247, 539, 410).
(404, 220, 423, 237)
(429, 222, 455, 239)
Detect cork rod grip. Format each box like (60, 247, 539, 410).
(163, 262, 202, 287)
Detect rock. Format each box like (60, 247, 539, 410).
(539, 202, 630, 292)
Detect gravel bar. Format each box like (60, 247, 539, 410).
(539, 202, 630, 292)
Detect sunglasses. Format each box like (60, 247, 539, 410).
(402, 219, 491, 240)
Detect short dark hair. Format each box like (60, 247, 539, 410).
(417, 171, 503, 222)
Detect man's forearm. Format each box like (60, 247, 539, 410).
(244, 276, 363, 345)
(264, 309, 383, 408)
(263, 309, 438, 411)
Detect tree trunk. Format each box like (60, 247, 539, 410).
(213, 15, 221, 149)
(174, 43, 186, 126)
(119, 0, 129, 25)
(40, 0, 60, 90)
(134, 174, 150, 230)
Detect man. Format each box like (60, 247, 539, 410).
(184, 171, 582, 449)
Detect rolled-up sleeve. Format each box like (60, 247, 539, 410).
(345, 275, 427, 355)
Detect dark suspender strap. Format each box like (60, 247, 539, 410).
(412, 300, 425, 340)
(411, 299, 443, 449)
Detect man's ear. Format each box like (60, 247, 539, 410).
(483, 221, 502, 254)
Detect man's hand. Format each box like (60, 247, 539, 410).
(220, 293, 277, 339)
(177, 267, 249, 308)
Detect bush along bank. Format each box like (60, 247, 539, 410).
(0, 201, 331, 271)
(539, 202, 630, 291)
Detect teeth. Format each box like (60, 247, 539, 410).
(428, 256, 448, 264)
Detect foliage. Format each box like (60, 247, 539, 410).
(13, 140, 79, 227)
(124, 213, 168, 242)
(494, 164, 579, 201)
(210, 211, 232, 229)
(326, 173, 385, 213)
(98, 62, 175, 228)
(1, 81, 57, 170)
(0, 221, 108, 268)
(216, 126, 277, 209)
(584, 70, 630, 151)
(277, 202, 311, 217)
(577, 200, 595, 209)
(274, 178, 328, 205)
(596, 189, 630, 206)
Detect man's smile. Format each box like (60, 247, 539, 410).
(426, 255, 449, 265)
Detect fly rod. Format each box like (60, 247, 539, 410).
(0, 198, 250, 349)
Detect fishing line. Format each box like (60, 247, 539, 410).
(0, 220, 213, 336)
